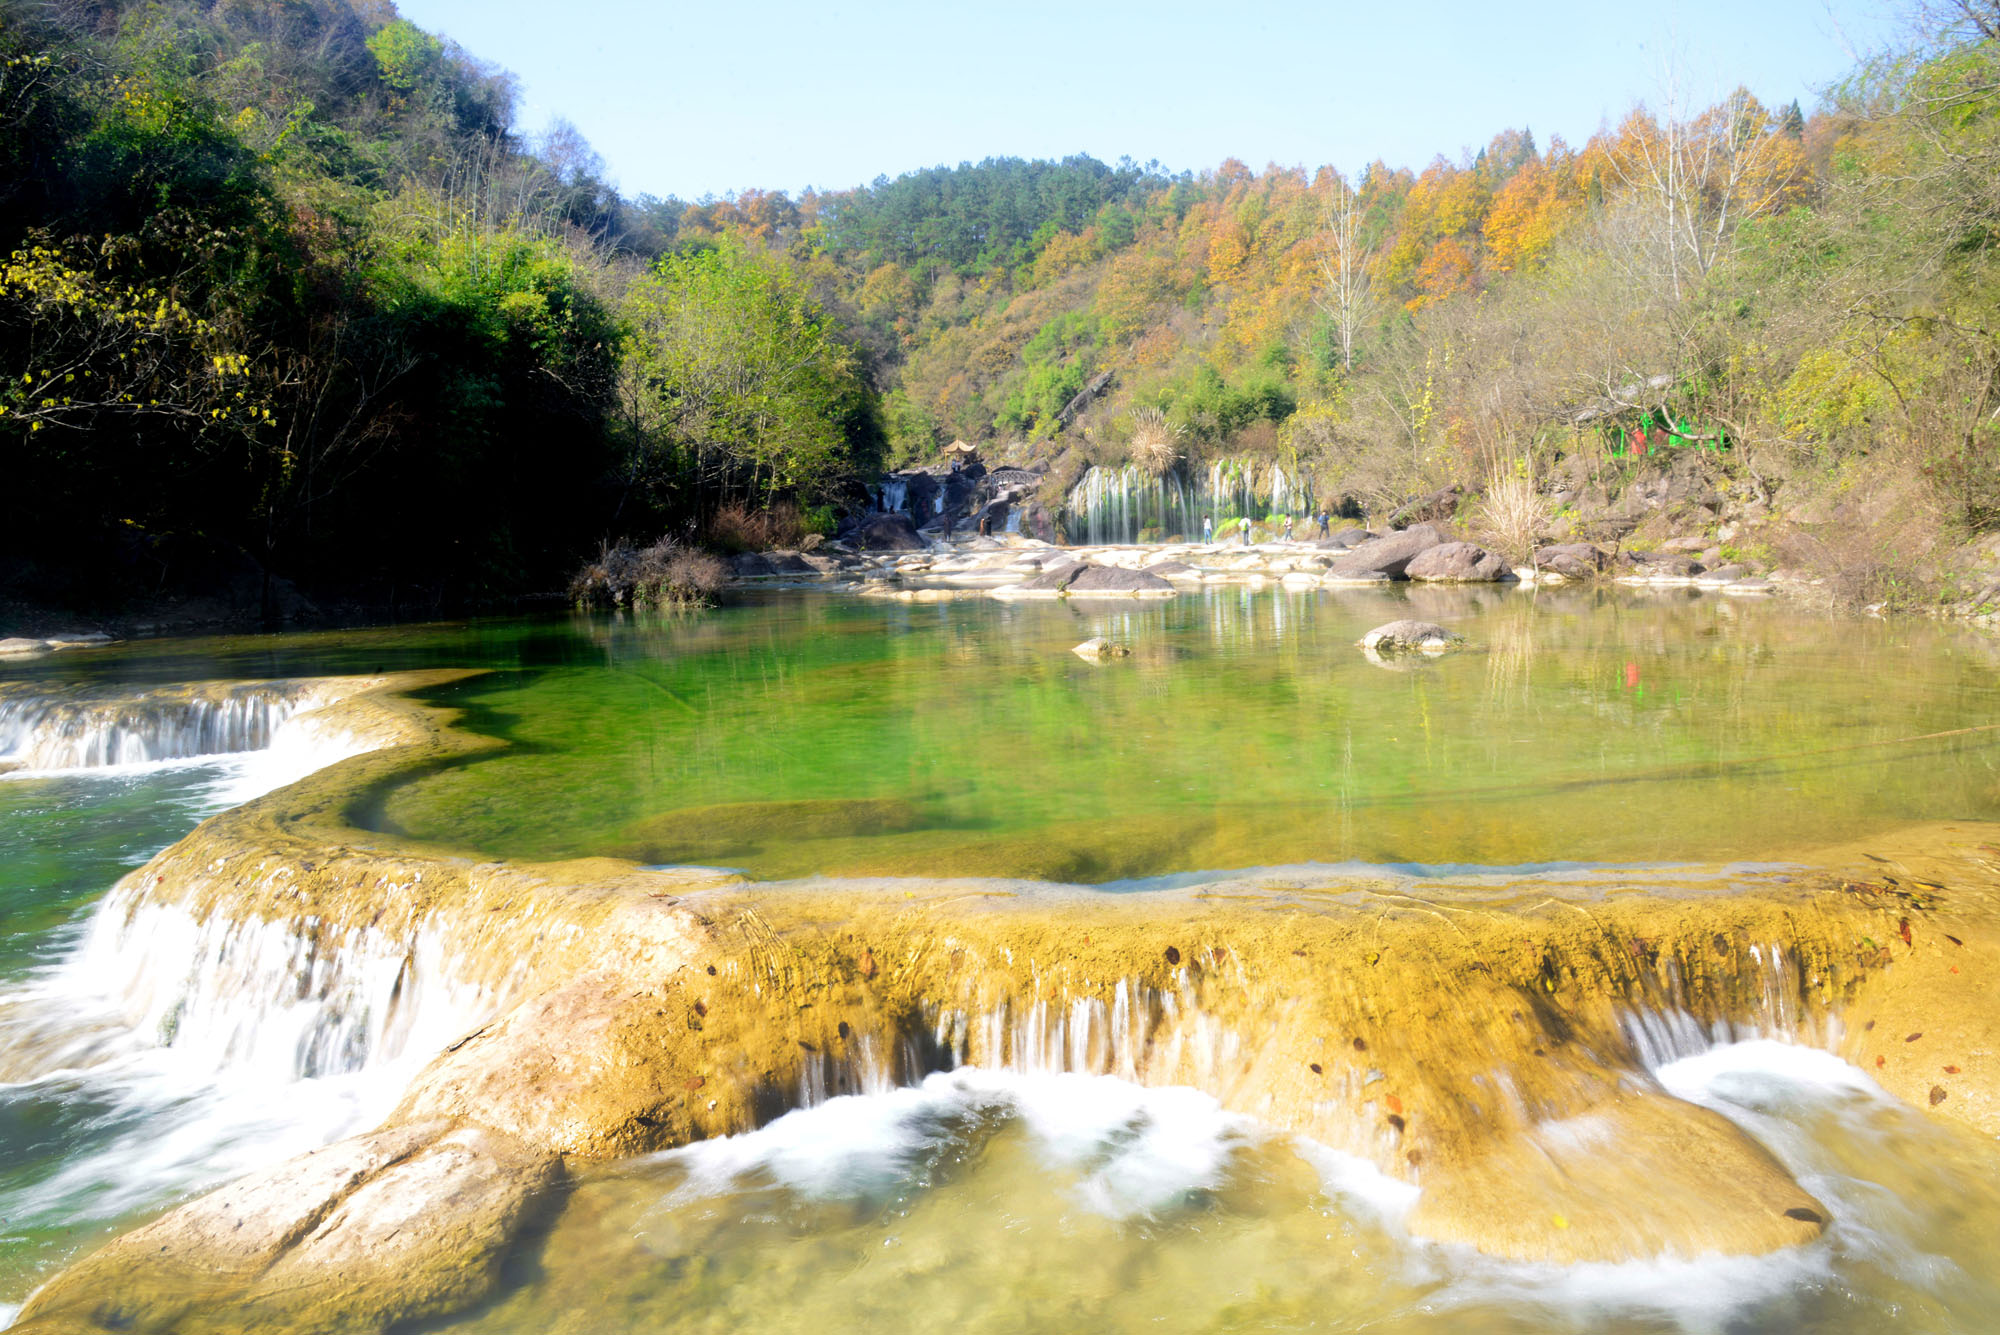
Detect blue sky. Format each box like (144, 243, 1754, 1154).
(392, 0, 1908, 200)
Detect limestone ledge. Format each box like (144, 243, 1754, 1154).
(15, 672, 2000, 1333)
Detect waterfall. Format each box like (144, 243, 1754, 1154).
(0, 682, 313, 773)
(0, 887, 508, 1089)
(881, 479, 909, 514)
(1064, 458, 1315, 544)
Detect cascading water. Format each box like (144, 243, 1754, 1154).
(1063, 458, 1315, 544)
(0, 682, 311, 773)
(0, 675, 504, 1280)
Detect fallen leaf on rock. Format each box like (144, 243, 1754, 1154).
(1944, 1065, 1961, 1074)
(1784, 1206, 1825, 1225)
(1899, 918, 1913, 946)
(1930, 1085, 1949, 1106)
(1907, 1032, 1924, 1042)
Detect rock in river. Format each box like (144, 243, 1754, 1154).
(1360, 620, 1465, 653)
(1072, 637, 1132, 659)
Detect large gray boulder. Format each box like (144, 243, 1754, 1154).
(1534, 543, 1612, 580)
(1328, 523, 1449, 580)
(1012, 558, 1087, 591)
(1405, 541, 1510, 583)
(856, 513, 925, 551)
(1064, 565, 1176, 595)
(729, 551, 815, 577)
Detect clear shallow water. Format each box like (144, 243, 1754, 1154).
(440, 1046, 2000, 1335)
(356, 587, 2000, 880)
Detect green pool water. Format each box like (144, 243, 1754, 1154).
(353, 586, 2000, 882)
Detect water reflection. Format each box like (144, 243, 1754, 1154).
(364, 587, 2000, 881)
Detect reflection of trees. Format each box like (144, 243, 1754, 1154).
(388, 593, 2000, 878)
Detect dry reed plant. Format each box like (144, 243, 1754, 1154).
(1128, 407, 1184, 475)
(1476, 459, 1549, 564)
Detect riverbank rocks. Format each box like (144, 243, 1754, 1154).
(1360, 620, 1465, 653)
(1072, 637, 1131, 659)
(1405, 541, 1510, 583)
(1534, 543, 1612, 580)
(1001, 562, 1175, 598)
(1327, 523, 1448, 580)
(729, 551, 818, 578)
(856, 513, 926, 551)
(1066, 565, 1175, 596)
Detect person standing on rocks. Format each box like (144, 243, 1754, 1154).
(1318, 510, 1331, 539)
(1283, 514, 1294, 542)
(1241, 517, 1253, 546)
(1203, 515, 1213, 543)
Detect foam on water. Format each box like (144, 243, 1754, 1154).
(625, 1041, 1989, 1335)
(657, 1068, 1256, 1222)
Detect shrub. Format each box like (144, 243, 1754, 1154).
(707, 501, 811, 552)
(571, 538, 728, 609)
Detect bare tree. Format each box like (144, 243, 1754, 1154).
(1608, 82, 1804, 304)
(1315, 168, 1370, 373)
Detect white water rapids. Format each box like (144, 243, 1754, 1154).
(0, 682, 503, 1288)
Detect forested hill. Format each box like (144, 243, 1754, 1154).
(4, 0, 1999, 618)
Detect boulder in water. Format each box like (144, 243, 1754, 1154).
(1071, 637, 1132, 659)
(1360, 620, 1465, 653)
